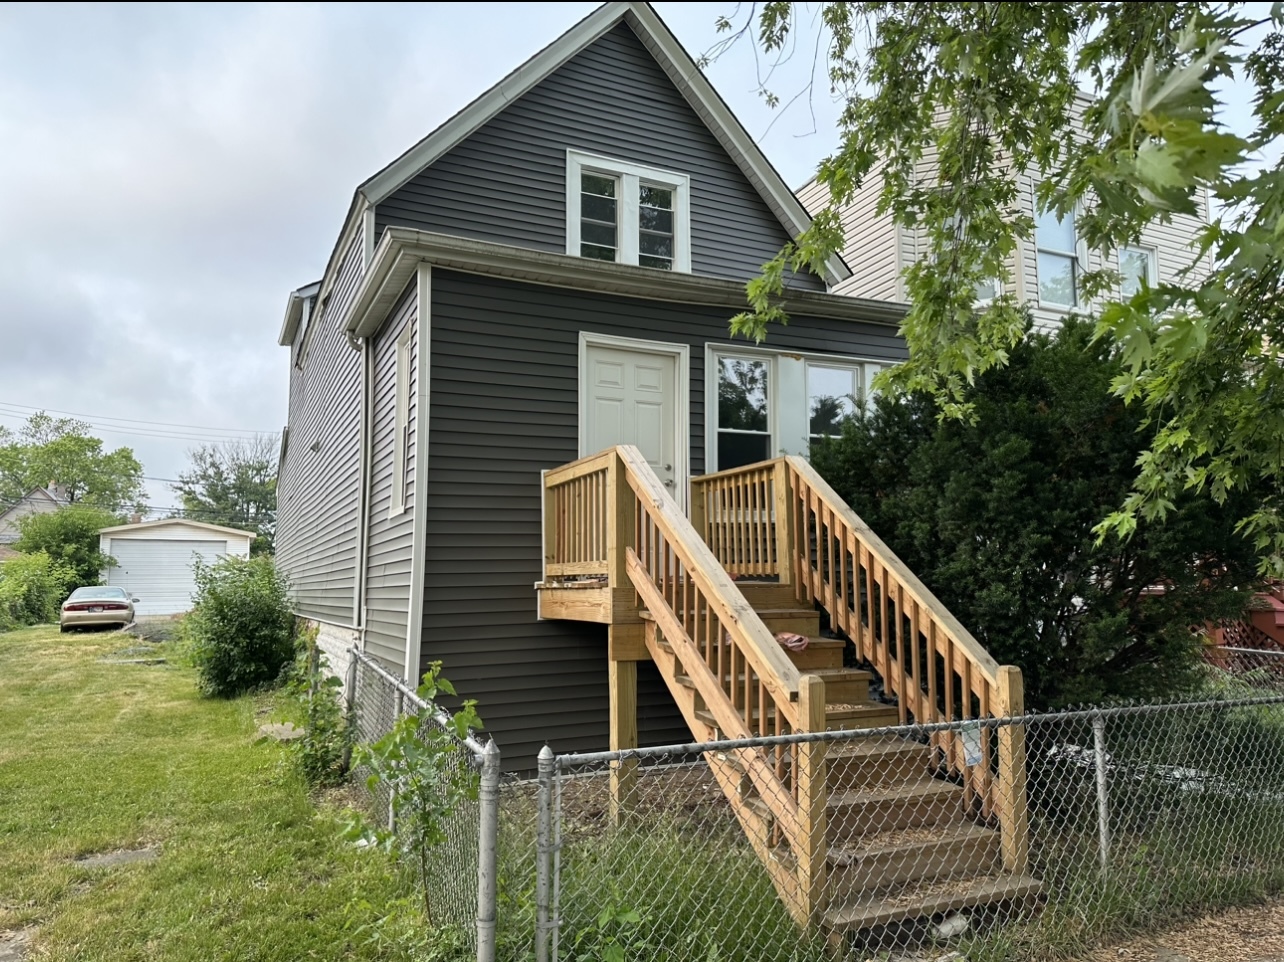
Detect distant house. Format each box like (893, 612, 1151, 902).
(99, 519, 255, 616)
(0, 484, 69, 545)
(798, 97, 1212, 331)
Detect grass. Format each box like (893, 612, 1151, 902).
(0, 623, 434, 961)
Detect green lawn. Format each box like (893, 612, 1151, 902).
(0, 624, 423, 961)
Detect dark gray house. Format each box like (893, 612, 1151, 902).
(275, 0, 907, 766)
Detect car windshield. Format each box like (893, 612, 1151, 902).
(68, 587, 129, 601)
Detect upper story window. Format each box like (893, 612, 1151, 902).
(566, 150, 691, 273)
(1035, 204, 1079, 308)
(390, 324, 412, 517)
(1119, 245, 1157, 299)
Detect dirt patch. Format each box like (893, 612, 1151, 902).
(74, 846, 160, 870)
(1083, 897, 1284, 961)
(0, 928, 35, 962)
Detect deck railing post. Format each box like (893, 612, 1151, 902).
(605, 449, 637, 622)
(795, 674, 827, 926)
(535, 745, 555, 962)
(995, 666, 1030, 874)
(475, 739, 501, 962)
(772, 460, 794, 586)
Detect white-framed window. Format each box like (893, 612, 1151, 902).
(293, 296, 313, 369)
(707, 345, 883, 472)
(1035, 203, 1079, 308)
(715, 354, 773, 471)
(807, 362, 863, 454)
(390, 324, 412, 517)
(1119, 245, 1157, 299)
(566, 150, 692, 273)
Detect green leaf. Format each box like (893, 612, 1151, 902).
(1135, 139, 1187, 192)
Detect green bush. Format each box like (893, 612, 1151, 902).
(14, 505, 121, 588)
(0, 551, 77, 630)
(811, 318, 1267, 708)
(185, 554, 294, 697)
(285, 627, 353, 788)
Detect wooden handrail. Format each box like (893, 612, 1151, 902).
(784, 456, 999, 683)
(617, 445, 801, 707)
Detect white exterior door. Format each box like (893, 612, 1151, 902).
(583, 341, 681, 497)
(105, 538, 229, 616)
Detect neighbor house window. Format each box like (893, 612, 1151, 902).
(716, 355, 772, 470)
(1035, 204, 1079, 308)
(807, 362, 862, 453)
(1119, 245, 1157, 299)
(567, 151, 691, 272)
(390, 324, 412, 517)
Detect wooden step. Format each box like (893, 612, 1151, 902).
(827, 778, 964, 840)
(754, 608, 821, 636)
(826, 823, 1000, 897)
(827, 735, 933, 789)
(674, 667, 871, 705)
(694, 701, 897, 738)
(734, 581, 805, 608)
(822, 872, 1043, 933)
(645, 625, 846, 671)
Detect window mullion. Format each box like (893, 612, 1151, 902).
(620, 173, 640, 265)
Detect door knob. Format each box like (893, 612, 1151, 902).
(664, 478, 675, 488)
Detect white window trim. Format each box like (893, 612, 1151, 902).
(566, 150, 692, 273)
(390, 323, 412, 518)
(1119, 244, 1158, 297)
(705, 343, 886, 472)
(578, 331, 690, 512)
(1034, 199, 1083, 311)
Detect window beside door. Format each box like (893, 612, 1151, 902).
(709, 347, 879, 472)
(716, 355, 771, 470)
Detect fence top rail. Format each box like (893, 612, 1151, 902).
(543, 448, 616, 487)
(349, 647, 489, 757)
(554, 692, 1284, 766)
(689, 458, 786, 487)
(783, 454, 1003, 685)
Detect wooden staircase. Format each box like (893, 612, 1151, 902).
(537, 446, 1039, 943)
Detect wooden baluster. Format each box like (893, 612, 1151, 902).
(943, 641, 956, 771)
(979, 682, 993, 818)
(863, 547, 876, 669)
(961, 657, 974, 811)
(909, 600, 922, 725)
(895, 583, 908, 724)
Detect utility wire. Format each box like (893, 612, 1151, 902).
(0, 400, 276, 435)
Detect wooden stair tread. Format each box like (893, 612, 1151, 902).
(640, 607, 820, 620)
(674, 667, 871, 688)
(828, 822, 996, 862)
(829, 776, 961, 806)
(823, 873, 1043, 932)
(827, 734, 928, 759)
(649, 629, 845, 651)
(693, 703, 894, 729)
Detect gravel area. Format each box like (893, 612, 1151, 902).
(1084, 897, 1284, 961)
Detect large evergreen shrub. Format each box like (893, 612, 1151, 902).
(185, 555, 294, 697)
(812, 319, 1265, 707)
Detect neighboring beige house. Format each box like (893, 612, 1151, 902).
(799, 105, 1211, 331)
(0, 484, 69, 545)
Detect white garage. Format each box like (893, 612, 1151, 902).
(99, 520, 256, 616)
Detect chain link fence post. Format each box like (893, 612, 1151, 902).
(476, 738, 501, 962)
(1092, 709, 1112, 877)
(536, 745, 555, 962)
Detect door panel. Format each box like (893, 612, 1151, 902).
(584, 342, 679, 495)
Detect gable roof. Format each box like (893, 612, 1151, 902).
(0, 485, 68, 520)
(307, 1, 847, 311)
(99, 518, 257, 541)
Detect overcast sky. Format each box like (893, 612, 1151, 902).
(0, 1, 848, 514)
(0, 2, 1274, 515)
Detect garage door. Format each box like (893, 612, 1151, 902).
(105, 539, 229, 616)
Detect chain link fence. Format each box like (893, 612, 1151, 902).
(346, 648, 500, 961)
(342, 645, 1284, 961)
(529, 692, 1284, 961)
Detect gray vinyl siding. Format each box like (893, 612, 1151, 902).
(376, 22, 823, 291)
(423, 269, 905, 769)
(799, 171, 902, 302)
(362, 283, 418, 670)
(276, 225, 366, 625)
